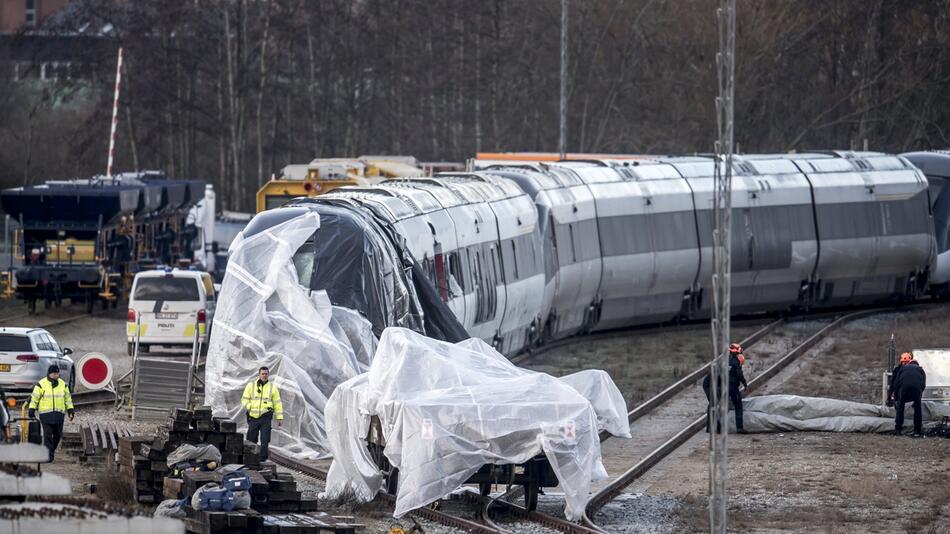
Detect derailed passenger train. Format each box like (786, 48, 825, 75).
(243, 150, 947, 356)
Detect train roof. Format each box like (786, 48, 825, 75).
(0, 173, 206, 228)
(902, 150, 950, 180)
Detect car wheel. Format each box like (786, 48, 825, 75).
(68, 370, 75, 393)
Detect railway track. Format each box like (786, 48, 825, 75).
(269, 451, 505, 533)
(579, 306, 901, 530)
(0, 310, 92, 329)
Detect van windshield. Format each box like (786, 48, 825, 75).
(0, 335, 32, 352)
(134, 277, 200, 301)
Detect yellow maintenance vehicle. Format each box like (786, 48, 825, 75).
(256, 156, 425, 212)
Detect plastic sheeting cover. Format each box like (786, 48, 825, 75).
(323, 327, 631, 521)
(205, 211, 376, 459)
(727, 395, 950, 433)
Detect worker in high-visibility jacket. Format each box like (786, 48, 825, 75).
(241, 366, 283, 461)
(28, 365, 75, 461)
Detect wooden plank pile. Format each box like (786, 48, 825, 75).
(116, 434, 159, 503)
(117, 406, 259, 504)
(115, 406, 362, 532)
(79, 422, 133, 464)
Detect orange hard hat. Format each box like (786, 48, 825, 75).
(900, 352, 912, 364)
(737, 354, 746, 366)
(729, 343, 742, 353)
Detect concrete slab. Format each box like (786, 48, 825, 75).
(0, 503, 184, 534)
(0, 471, 71, 496)
(0, 443, 50, 463)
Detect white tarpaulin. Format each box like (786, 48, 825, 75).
(205, 211, 376, 459)
(323, 328, 631, 521)
(728, 395, 950, 433)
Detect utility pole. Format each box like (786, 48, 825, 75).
(559, 0, 568, 160)
(106, 47, 124, 180)
(708, 0, 735, 533)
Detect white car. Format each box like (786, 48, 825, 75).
(0, 328, 74, 391)
(127, 268, 216, 355)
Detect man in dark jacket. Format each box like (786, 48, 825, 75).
(703, 343, 749, 433)
(887, 352, 913, 406)
(893, 359, 926, 437)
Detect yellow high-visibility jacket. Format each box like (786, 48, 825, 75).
(241, 380, 283, 420)
(29, 377, 74, 414)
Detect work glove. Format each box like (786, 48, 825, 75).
(28, 409, 36, 420)
(68, 409, 75, 422)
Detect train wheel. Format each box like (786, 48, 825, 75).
(479, 482, 492, 496)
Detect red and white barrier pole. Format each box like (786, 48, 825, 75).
(106, 47, 124, 179)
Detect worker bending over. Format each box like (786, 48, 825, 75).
(893, 357, 926, 437)
(241, 366, 283, 461)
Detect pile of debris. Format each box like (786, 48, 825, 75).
(164, 462, 318, 513)
(114, 407, 259, 504)
(107, 406, 361, 533)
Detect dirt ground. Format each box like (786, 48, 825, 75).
(638, 305, 950, 533)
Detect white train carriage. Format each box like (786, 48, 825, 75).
(663, 156, 822, 315)
(380, 180, 471, 325)
(243, 150, 937, 358)
(572, 160, 703, 328)
(787, 152, 933, 305)
(480, 166, 564, 342)
(394, 174, 543, 353)
(535, 164, 604, 338)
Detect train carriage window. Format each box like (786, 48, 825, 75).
(574, 219, 600, 261)
(510, 240, 519, 280)
(488, 244, 499, 321)
(471, 250, 484, 321)
(432, 253, 448, 301)
(292, 241, 316, 288)
(569, 224, 577, 263)
(554, 223, 574, 266)
(447, 252, 465, 296)
(544, 220, 558, 279)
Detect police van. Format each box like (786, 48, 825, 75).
(127, 268, 215, 355)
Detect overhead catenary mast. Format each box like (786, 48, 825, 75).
(106, 47, 124, 180)
(559, 0, 568, 160)
(708, 0, 736, 532)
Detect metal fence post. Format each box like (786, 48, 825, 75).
(185, 316, 199, 409)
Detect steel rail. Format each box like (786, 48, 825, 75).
(581, 307, 895, 529)
(270, 450, 505, 533)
